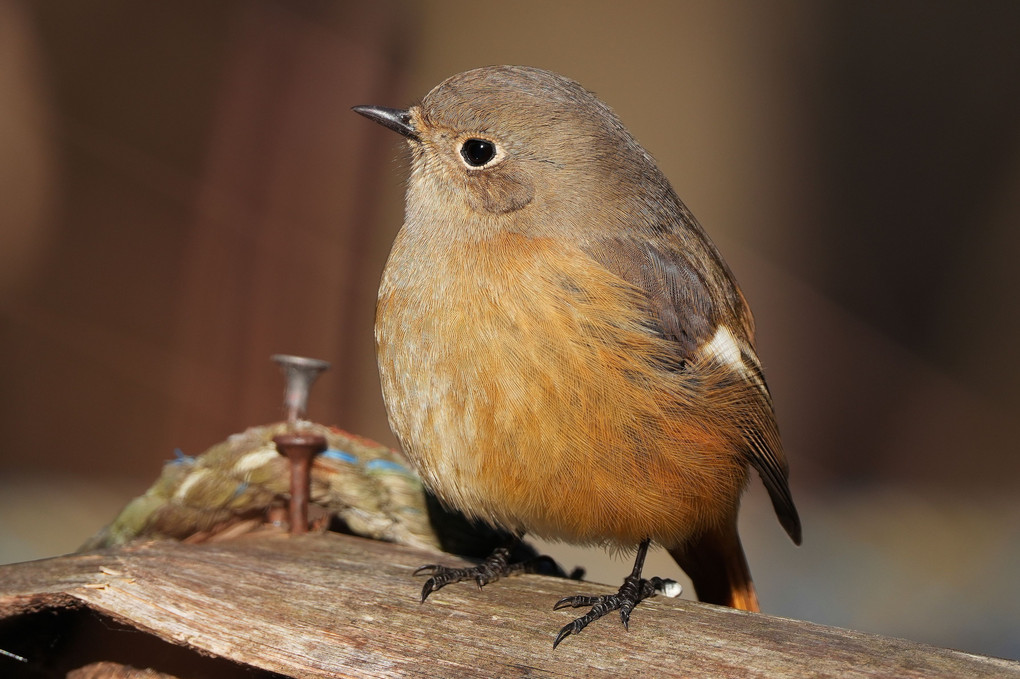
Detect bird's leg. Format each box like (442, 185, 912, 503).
(552, 538, 673, 648)
(414, 540, 559, 603)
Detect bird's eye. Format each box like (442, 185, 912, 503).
(460, 138, 496, 167)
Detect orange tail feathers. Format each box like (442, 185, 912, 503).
(667, 524, 760, 612)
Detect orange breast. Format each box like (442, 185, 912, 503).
(376, 231, 749, 548)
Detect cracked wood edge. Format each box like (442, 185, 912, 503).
(0, 533, 1016, 678)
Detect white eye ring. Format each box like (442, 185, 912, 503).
(459, 137, 502, 169)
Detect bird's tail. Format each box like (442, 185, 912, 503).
(667, 522, 760, 612)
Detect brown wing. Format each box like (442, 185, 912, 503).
(584, 234, 802, 545)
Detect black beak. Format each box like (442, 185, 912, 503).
(352, 105, 418, 140)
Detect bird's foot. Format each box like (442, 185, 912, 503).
(552, 574, 680, 648)
(414, 545, 558, 602)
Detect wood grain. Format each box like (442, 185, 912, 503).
(1, 533, 1016, 678)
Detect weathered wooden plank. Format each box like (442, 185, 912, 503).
(1, 533, 1016, 678)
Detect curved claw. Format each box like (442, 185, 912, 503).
(553, 596, 577, 611)
(413, 557, 513, 602)
(553, 595, 599, 610)
(411, 544, 563, 611)
(419, 577, 441, 603)
(553, 621, 580, 649)
(551, 571, 660, 648)
(413, 564, 440, 577)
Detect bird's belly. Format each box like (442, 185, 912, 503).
(375, 234, 747, 547)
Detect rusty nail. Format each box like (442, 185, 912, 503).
(273, 432, 327, 535)
(271, 354, 330, 534)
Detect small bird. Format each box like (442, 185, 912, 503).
(355, 65, 801, 647)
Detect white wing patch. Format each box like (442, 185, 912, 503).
(702, 325, 747, 373)
(701, 324, 770, 398)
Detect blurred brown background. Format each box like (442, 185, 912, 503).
(2, 0, 1018, 661)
